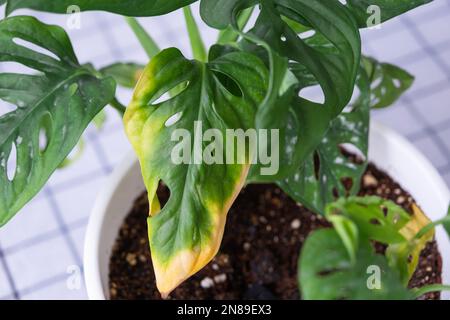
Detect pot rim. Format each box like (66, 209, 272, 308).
(84, 122, 450, 300)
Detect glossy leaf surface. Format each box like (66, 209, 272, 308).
(0, 16, 115, 225)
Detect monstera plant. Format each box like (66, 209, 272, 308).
(0, 0, 448, 299)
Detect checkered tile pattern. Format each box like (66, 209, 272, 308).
(0, 2, 449, 299)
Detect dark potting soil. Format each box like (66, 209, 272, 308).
(109, 163, 443, 300)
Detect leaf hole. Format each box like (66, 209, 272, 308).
(12, 38, 61, 62)
(317, 268, 341, 277)
(38, 113, 52, 154)
(0, 61, 41, 76)
(299, 85, 325, 104)
(299, 30, 316, 40)
(381, 205, 388, 217)
(392, 79, 402, 88)
(313, 151, 320, 180)
(165, 112, 183, 127)
(370, 77, 383, 90)
(369, 218, 381, 225)
(339, 143, 366, 163)
(340, 177, 353, 194)
(6, 142, 17, 182)
(332, 187, 339, 199)
(0, 99, 18, 118)
(150, 81, 190, 105)
(213, 71, 243, 97)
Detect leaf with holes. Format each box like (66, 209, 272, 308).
(124, 48, 268, 296)
(325, 197, 434, 285)
(100, 62, 144, 89)
(5, 0, 196, 16)
(202, 0, 361, 118)
(278, 66, 370, 214)
(326, 196, 411, 244)
(0, 16, 115, 226)
(386, 204, 434, 284)
(346, 0, 433, 28)
(299, 228, 413, 300)
(362, 56, 414, 109)
(202, 0, 362, 184)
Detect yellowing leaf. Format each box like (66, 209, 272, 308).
(124, 48, 268, 296)
(386, 204, 434, 284)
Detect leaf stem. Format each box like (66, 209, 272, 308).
(217, 7, 254, 44)
(124, 17, 160, 59)
(412, 284, 450, 299)
(415, 216, 450, 239)
(110, 97, 126, 116)
(183, 6, 207, 62)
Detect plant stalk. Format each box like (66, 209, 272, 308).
(412, 284, 450, 299)
(183, 6, 207, 62)
(125, 17, 160, 59)
(110, 97, 127, 116)
(217, 7, 254, 44)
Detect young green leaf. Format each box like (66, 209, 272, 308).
(299, 229, 413, 300)
(0, 16, 115, 226)
(100, 63, 144, 89)
(326, 196, 411, 244)
(362, 57, 414, 109)
(324, 197, 434, 285)
(5, 0, 197, 16)
(124, 48, 268, 296)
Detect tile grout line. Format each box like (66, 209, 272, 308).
(0, 243, 19, 299)
(43, 187, 83, 267)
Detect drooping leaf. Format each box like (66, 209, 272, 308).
(299, 228, 413, 300)
(203, 0, 363, 185)
(5, 0, 196, 16)
(100, 63, 144, 89)
(362, 56, 414, 109)
(0, 16, 115, 226)
(124, 48, 268, 296)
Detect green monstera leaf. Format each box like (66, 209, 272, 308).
(299, 228, 413, 300)
(0, 16, 115, 226)
(299, 197, 436, 300)
(326, 197, 434, 285)
(346, 0, 433, 28)
(362, 57, 414, 109)
(202, 0, 361, 118)
(124, 48, 268, 296)
(4, 0, 196, 16)
(201, 0, 363, 184)
(278, 67, 370, 214)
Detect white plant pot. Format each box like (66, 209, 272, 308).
(84, 122, 450, 300)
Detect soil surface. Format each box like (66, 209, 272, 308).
(109, 163, 443, 300)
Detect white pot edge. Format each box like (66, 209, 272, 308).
(84, 121, 450, 300)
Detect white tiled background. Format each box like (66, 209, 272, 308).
(0, 1, 449, 299)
